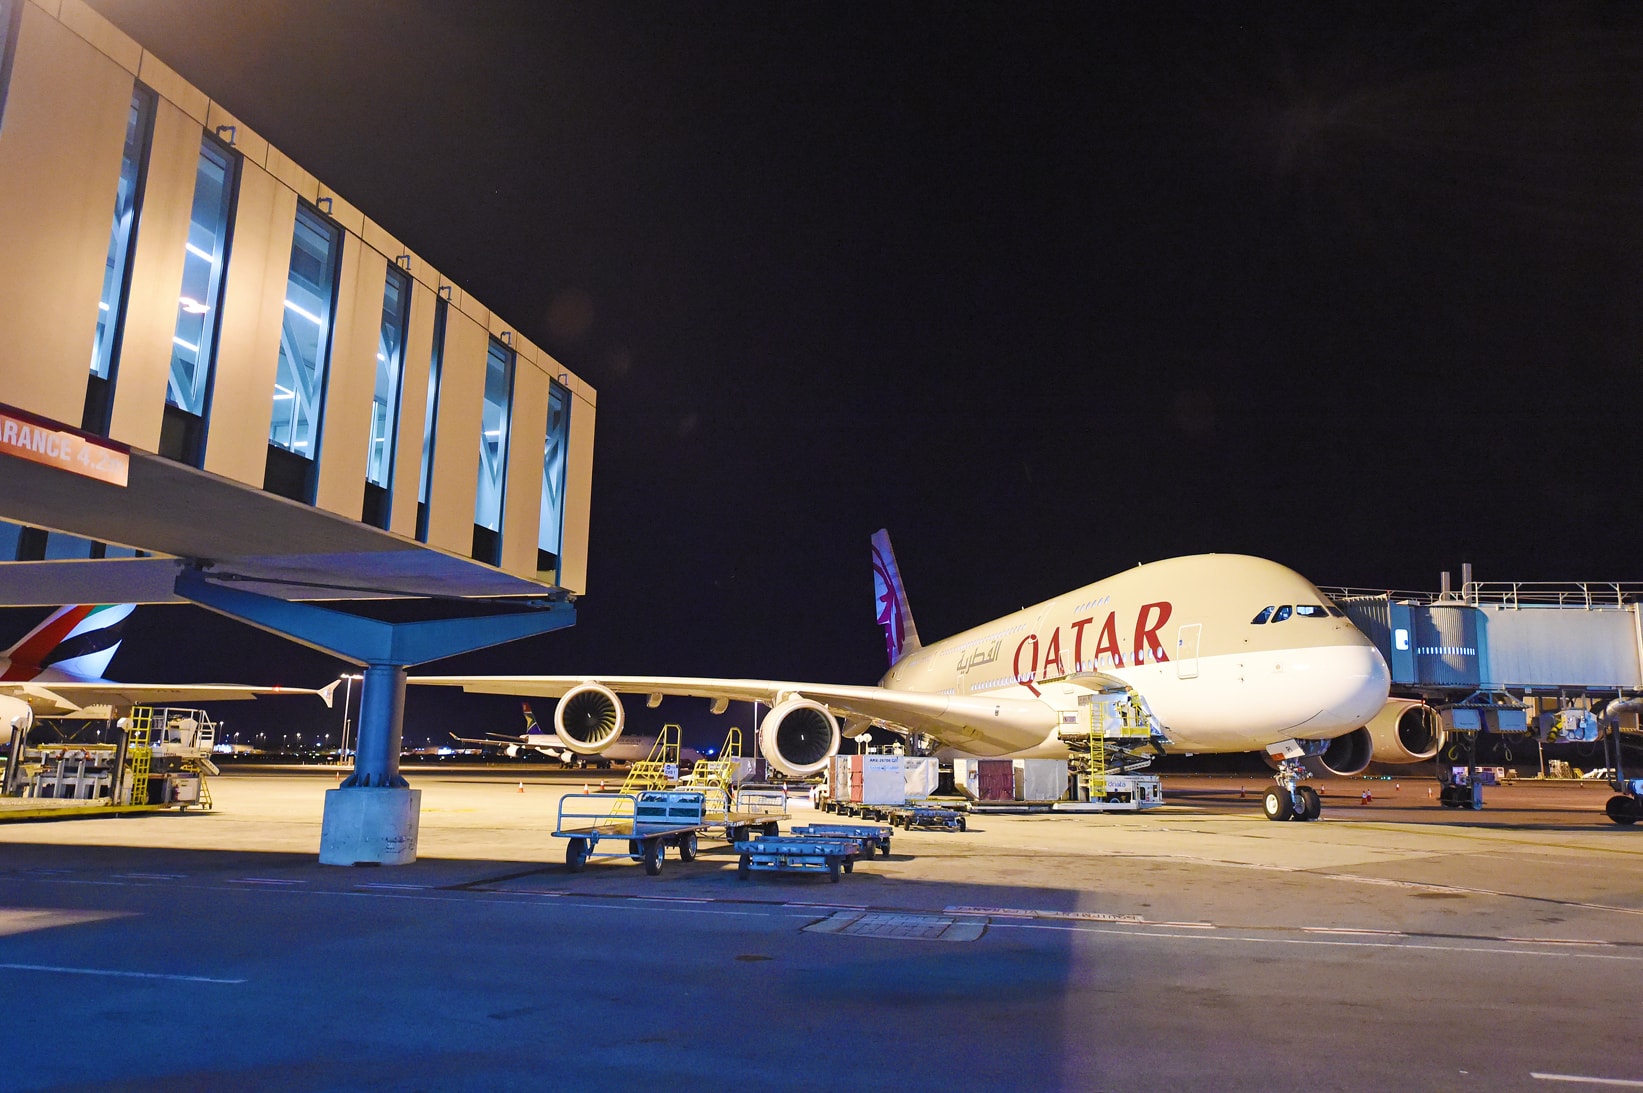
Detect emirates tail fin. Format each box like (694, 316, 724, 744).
(871, 530, 922, 667)
(1, 604, 135, 680)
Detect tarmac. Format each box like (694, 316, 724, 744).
(1, 767, 1641, 1091)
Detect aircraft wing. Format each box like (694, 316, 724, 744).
(409, 675, 1058, 746)
(1, 680, 339, 716)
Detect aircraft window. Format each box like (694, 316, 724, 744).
(1294, 605, 1329, 618)
(1251, 606, 1274, 625)
(1327, 606, 1346, 618)
(1272, 605, 1293, 622)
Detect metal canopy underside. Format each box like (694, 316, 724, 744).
(0, 448, 555, 605)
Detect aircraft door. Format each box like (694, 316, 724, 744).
(1176, 623, 1201, 679)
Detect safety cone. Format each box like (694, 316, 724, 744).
(517, 782, 525, 793)
(599, 779, 608, 792)
(1361, 790, 1372, 804)
(583, 783, 589, 794)
(1238, 785, 1245, 799)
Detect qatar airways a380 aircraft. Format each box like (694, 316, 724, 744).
(413, 531, 1448, 822)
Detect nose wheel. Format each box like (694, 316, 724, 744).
(1265, 763, 1323, 821)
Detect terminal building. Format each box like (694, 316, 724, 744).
(0, 0, 597, 859)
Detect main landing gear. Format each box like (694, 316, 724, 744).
(1264, 761, 1322, 822)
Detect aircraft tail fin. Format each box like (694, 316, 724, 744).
(1, 604, 135, 680)
(871, 529, 922, 667)
(522, 701, 548, 738)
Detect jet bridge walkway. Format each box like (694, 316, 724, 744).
(1324, 577, 1643, 823)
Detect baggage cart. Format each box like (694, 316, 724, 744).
(554, 790, 718, 876)
(734, 834, 862, 883)
(790, 822, 892, 858)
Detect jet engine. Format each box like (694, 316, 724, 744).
(1365, 697, 1445, 763)
(1298, 726, 1375, 778)
(552, 682, 625, 755)
(758, 697, 840, 778)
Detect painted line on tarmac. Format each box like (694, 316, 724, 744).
(988, 922, 1643, 961)
(113, 873, 186, 881)
(1532, 1073, 1643, 1087)
(228, 877, 306, 886)
(0, 962, 244, 984)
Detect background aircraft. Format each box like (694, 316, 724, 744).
(413, 532, 1440, 821)
(0, 604, 337, 734)
(449, 702, 703, 768)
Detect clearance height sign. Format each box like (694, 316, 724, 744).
(0, 404, 129, 487)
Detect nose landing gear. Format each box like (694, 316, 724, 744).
(1264, 763, 1322, 821)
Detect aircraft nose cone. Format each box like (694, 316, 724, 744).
(1330, 642, 1391, 728)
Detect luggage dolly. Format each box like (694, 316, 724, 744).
(890, 806, 967, 831)
(554, 791, 719, 877)
(735, 834, 864, 883)
(790, 822, 892, 859)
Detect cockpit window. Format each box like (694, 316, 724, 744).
(1272, 605, 1293, 622)
(1251, 606, 1274, 625)
(1295, 605, 1329, 618)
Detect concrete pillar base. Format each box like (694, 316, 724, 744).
(319, 787, 421, 866)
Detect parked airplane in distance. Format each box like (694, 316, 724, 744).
(412, 531, 1443, 821)
(450, 702, 703, 768)
(0, 604, 337, 732)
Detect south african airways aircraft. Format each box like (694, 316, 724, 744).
(412, 531, 1446, 821)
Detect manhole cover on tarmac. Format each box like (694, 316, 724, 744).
(804, 911, 984, 942)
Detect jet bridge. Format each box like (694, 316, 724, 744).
(0, 0, 597, 862)
(1325, 576, 1643, 822)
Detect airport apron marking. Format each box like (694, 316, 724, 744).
(0, 962, 244, 984)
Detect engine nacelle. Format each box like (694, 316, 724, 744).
(552, 682, 625, 755)
(1299, 726, 1375, 778)
(1366, 698, 1445, 763)
(758, 697, 840, 778)
(0, 695, 32, 736)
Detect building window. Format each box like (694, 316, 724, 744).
(415, 296, 448, 542)
(84, 86, 157, 435)
(471, 337, 515, 564)
(362, 265, 410, 529)
(0, 0, 19, 129)
(160, 136, 236, 466)
(264, 203, 340, 502)
(537, 381, 569, 577)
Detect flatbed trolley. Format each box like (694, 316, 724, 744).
(711, 784, 791, 843)
(555, 790, 719, 876)
(735, 834, 864, 883)
(890, 806, 967, 831)
(790, 822, 892, 858)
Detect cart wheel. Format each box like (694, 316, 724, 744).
(957, 817, 967, 832)
(643, 839, 664, 876)
(728, 825, 744, 845)
(1605, 795, 1640, 825)
(679, 832, 699, 861)
(827, 857, 841, 883)
(763, 821, 780, 836)
(843, 855, 854, 874)
(565, 838, 589, 873)
(879, 841, 890, 858)
(738, 853, 751, 880)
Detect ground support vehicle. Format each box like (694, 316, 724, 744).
(790, 822, 892, 858)
(554, 791, 725, 876)
(706, 784, 791, 843)
(827, 798, 967, 829)
(888, 805, 967, 830)
(735, 834, 863, 882)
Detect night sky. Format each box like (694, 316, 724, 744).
(9, 2, 1643, 748)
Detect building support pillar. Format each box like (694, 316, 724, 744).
(174, 566, 575, 865)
